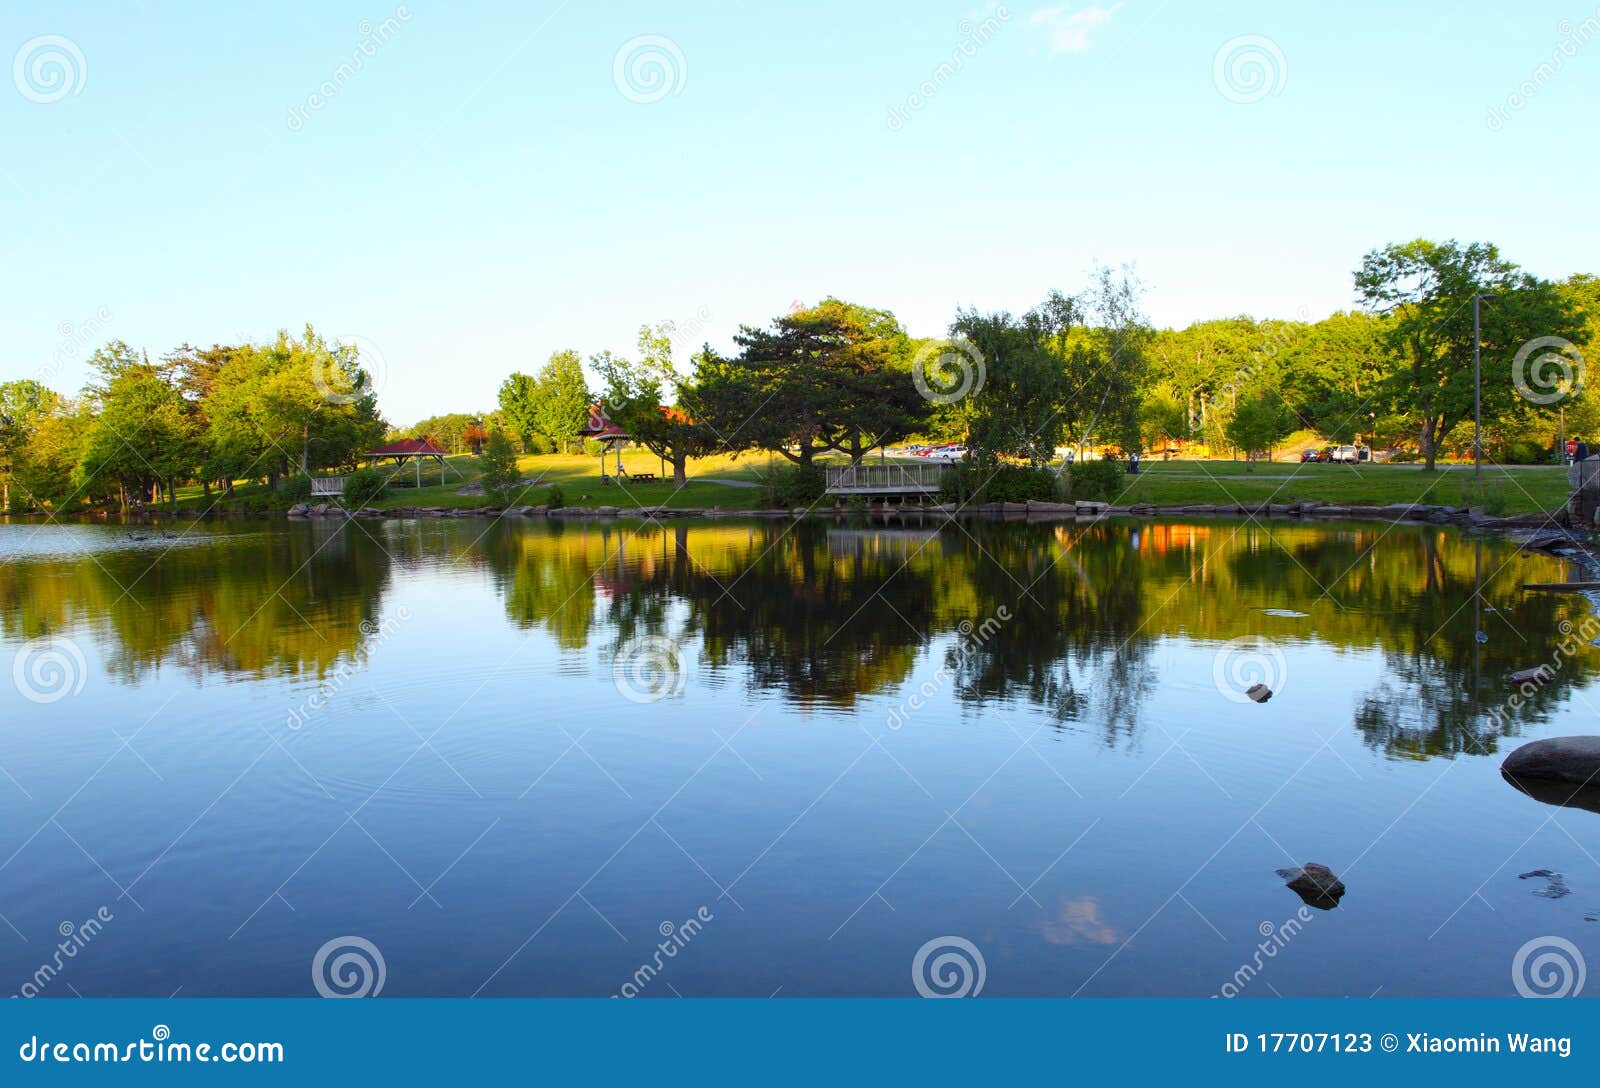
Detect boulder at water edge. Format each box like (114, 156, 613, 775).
(1501, 736, 1600, 787)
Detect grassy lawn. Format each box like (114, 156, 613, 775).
(1101, 459, 1566, 515)
(167, 451, 1567, 518)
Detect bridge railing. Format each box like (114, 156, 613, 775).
(310, 476, 347, 497)
(824, 463, 950, 494)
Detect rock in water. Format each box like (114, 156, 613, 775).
(1518, 870, 1572, 900)
(1246, 684, 1272, 703)
(1277, 863, 1346, 910)
(1502, 737, 1600, 787)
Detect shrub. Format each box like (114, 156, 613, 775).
(1068, 459, 1123, 501)
(761, 463, 827, 508)
(1500, 439, 1546, 465)
(277, 476, 312, 505)
(939, 463, 1061, 505)
(582, 439, 608, 458)
(544, 484, 566, 509)
(476, 431, 521, 506)
(525, 433, 556, 456)
(342, 467, 388, 507)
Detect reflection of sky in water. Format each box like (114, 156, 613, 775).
(1, 517, 1598, 996)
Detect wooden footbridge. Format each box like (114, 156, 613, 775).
(824, 463, 950, 499)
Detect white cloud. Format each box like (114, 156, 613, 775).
(1028, 3, 1121, 54)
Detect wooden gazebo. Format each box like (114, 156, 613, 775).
(365, 438, 449, 488)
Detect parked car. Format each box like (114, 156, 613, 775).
(1330, 445, 1359, 464)
(1299, 448, 1321, 463)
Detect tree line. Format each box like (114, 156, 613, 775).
(1, 326, 382, 512)
(4, 237, 1595, 513)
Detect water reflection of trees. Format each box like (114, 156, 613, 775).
(5, 517, 1597, 759)
(0, 520, 389, 682)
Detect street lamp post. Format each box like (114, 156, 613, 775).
(1473, 292, 1496, 484)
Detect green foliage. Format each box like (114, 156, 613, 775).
(497, 371, 541, 449)
(1356, 238, 1585, 470)
(525, 350, 591, 451)
(1500, 438, 1547, 465)
(1068, 458, 1123, 501)
(524, 433, 556, 455)
(277, 476, 312, 504)
(341, 467, 388, 507)
(476, 430, 521, 506)
(760, 463, 827, 507)
(1224, 391, 1296, 464)
(590, 325, 716, 488)
(544, 483, 566, 509)
(940, 463, 1062, 504)
(695, 298, 931, 464)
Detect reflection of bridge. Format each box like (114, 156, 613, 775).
(824, 463, 950, 497)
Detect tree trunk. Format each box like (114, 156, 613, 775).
(1420, 417, 1438, 472)
(672, 451, 687, 489)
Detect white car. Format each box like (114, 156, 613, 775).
(1330, 445, 1359, 464)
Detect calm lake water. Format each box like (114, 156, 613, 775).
(2, 515, 1598, 997)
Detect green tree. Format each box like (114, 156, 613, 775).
(1224, 391, 1295, 465)
(476, 430, 521, 505)
(1073, 267, 1155, 456)
(0, 379, 61, 510)
(203, 326, 385, 490)
(592, 324, 716, 489)
(497, 371, 540, 450)
(532, 350, 590, 452)
(1356, 239, 1585, 470)
(950, 293, 1077, 466)
(77, 365, 200, 509)
(696, 298, 929, 464)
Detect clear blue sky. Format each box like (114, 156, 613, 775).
(4, 0, 1596, 423)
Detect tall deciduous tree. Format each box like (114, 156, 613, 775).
(592, 324, 715, 488)
(950, 292, 1077, 466)
(497, 371, 541, 450)
(532, 350, 590, 453)
(1356, 239, 1584, 470)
